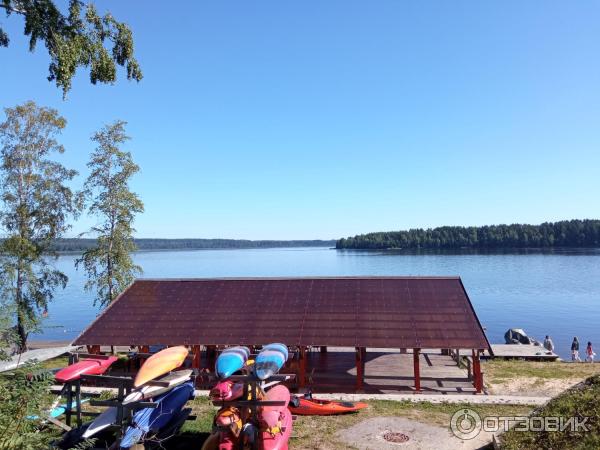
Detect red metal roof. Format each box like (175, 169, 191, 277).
(73, 276, 491, 350)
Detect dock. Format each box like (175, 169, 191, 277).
(488, 344, 559, 361)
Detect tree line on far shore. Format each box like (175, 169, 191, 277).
(50, 238, 336, 252)
(336, 220, 600, 250)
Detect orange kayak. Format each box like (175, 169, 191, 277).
(134, 346, 189, 387)
(288, 396, 368, 415)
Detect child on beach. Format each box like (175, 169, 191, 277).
(586, 342, 595, 363)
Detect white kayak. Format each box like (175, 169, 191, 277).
(82, 407, 117, 438)
(123, 369, 193, 405)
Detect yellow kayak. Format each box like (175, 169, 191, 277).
(134, 346, 189, 387)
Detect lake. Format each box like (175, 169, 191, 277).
(32, 247, 600, 359)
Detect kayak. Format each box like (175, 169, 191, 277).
(200, 432, 219, 450)
(123, 369, 192, 404)
(120, 381, 195, 448)
(288, 396, 368, 415)
(216, 346, 250, 379)
(260, 407, 292, 450)
(82, 407, 117, 438)
(27, 398, 90, 420)
(134, 346, 189, 387)
(262, 343, 289, 361)
(254, 349, 286, 380)
(54, 356, 118, 383)
(214, 406, 243, 450)
(260, 385, 290, 429)
(210, 379, 244, 402)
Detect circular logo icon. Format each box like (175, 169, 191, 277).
(450, 408, 482, 440)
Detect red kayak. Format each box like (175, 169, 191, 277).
(288, 395, 368, 416)
(54, 356, 118, 383)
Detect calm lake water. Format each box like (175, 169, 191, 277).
(32, 247, 600, 359)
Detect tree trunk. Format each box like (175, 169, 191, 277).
(16, 266, 27, 352)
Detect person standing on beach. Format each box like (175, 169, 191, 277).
(571, 337, 581, 362)
(543, 335, 555, 353)
(586, 342, 595, 363)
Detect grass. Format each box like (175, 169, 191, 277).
(38, 355, 70, 370)
(180, 397, 532, 449)
(484, 360, 600, 383)
(499, 375, 600, 450)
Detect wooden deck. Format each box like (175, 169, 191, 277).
(302, 348, 475, 394)
(488, 344, 559, 361)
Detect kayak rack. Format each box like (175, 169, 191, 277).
(59, 368, 197, 449)
(60, 352, 119, 429)
(212, 372, 297, 450)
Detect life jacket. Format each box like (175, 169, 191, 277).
(215, 406, 243, 437)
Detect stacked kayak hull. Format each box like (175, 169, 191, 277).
(210, 379, 244, 402)
(260, 408, 292, 450)
(260, 385, 290, 428)
(134, 346, 189, 387)
(120, 381, 195, 448)
(54, 356, 118, 383)
(216, 346, 250, 379)
(254, 349, 286, 380)
(262, 343, 289, 361)
(123, 369, 193, 404)
(82, 407, 118, 438)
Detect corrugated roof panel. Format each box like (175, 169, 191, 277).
(73, 276, 490, 351)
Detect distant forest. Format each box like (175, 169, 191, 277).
(336, 220, 600, 250)
(51, 238, 335, 252)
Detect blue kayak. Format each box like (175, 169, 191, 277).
(262, 343, 289, 361)
(254, 348, 286, 380)
(27, 398, 90, 420)
(215, 346, 250, 379)
(120, 381, 195, 448)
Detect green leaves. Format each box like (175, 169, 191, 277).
(0, 363, 55, 449)
(77, 120, 144, 308)
(0, 101, 81, 348)
(1, 0, 142, 97)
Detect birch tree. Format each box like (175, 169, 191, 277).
(0, 0, 142, 97)
(0, 101, 80, 350)
(77, 120, 143, 307)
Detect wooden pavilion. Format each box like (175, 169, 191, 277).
(73, 276, 492, 393)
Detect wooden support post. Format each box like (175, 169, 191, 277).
(355, 347, 365, 391)
(472, 349, 482, 393)
(298, 346, 306, 388)
(413, 348, 421, 392)
(192, 345, 202, 387)
(192, 345, 201, 369)
(75, 379, 82, 427)
(86, 345, 100, 355)
(65, 382, 73, 426)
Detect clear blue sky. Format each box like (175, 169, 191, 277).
(1, 1, 599, 239)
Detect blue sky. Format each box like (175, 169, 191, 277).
(1, 1, 599, 239)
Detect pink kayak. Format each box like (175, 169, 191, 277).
(214, 407, 242, 450)
(260, 385, 290, 428)
(54, 356, 118, 383)
(260, 408, 292, 450)
(210, 379, 244, 402)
